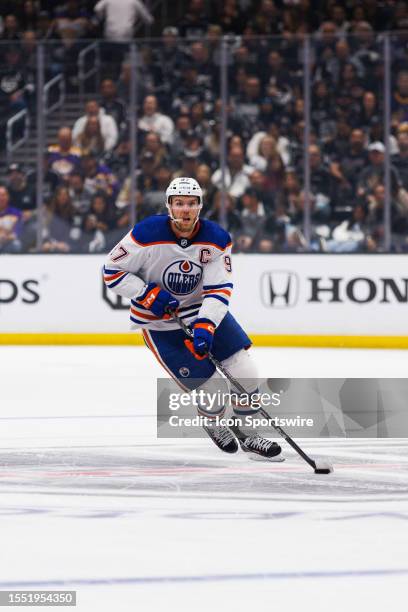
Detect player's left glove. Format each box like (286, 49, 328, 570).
(185, 318, 215, 360)
(136, 282, 179, 318)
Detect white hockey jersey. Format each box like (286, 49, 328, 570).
(103, 215, 233, 331)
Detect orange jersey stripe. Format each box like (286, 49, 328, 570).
(130, 307, 159, 320)
(104, 271, 126, 281)
(142, 330, 190, 392)
(202, 289, 231, 297)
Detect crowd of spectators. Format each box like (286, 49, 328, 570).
(1, 0, 408, 254)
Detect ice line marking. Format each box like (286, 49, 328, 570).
(1, 568, 408, 588)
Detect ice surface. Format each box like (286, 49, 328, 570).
(0, 346, 407, 611)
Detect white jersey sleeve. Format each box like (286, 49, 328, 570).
(198, 244, 233, 327)
(103, 230, 147, 299)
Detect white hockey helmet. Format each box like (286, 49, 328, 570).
(165, 177, 203, 209)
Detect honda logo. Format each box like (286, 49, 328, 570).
(261, 271, 299, 307)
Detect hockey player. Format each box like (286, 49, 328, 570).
(103, 177, 282, 460)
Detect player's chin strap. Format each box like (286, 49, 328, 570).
(166, 203, 202, 231)
(166, 308, 334, 475)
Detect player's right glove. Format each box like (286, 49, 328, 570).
(184, 318, 215, 360)
(136, 282, 179, 318)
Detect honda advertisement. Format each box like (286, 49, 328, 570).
(1, 254, 408, 338)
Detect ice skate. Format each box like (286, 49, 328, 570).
(203, 423, 239, 454)
(240, 435, 284, 462)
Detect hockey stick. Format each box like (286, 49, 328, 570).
(168, 310, 333, 475)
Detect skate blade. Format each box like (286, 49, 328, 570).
(247, 453, 285, 462)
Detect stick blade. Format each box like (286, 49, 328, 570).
(313, 461, 334, 475)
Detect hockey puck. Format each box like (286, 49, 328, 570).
(313, 461, 333, 474)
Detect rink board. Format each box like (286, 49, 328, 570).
(1, 254, 408, 347)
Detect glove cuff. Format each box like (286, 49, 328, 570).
(138, 283, 160, 309)
(194, 318, 215, 335)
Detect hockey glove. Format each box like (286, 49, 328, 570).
(137, 282, 179, 318)
(185, 319, 215, 360)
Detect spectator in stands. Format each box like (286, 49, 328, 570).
(99, 78, 127, 132)
(0, 46, 28, 134)
(68, 171, 93, 215)
(315, 20, 339, 62)
(357, 142, 400, 199)
(235, 187, 266, 252)
(116, 152, 157, 210)
(0, 14, 20, 41)
(316, 38, 352, 88)
(76, 116, 106, 157)
(18, 1, 40, 32)
(211, 146, 254, 199)
(42, 186, 75, 253)
(0, 185, 22, 253)
(350, 21, 380, 91)
(393, 123, 408, 190)
(142, 166, 172, 215)
(297, 145, 335, 220)
(188, 41, 216, 90)
(172, 61, 213, 114)
(20, 30, 37, 100)
(328, 3, 351, 34)
(141, 131, 169, 169)
(154, 26, 182, 78)
(248, 135, 283, 173)
(6, 164, 35, 217)
(73, 100, 118, 152)
(184, 132, 211, 166)
(171, 114, 193, 159)
(335, 62, 365, 122)
(173, 150, 200, 180)
(36, 10, 52, 39)
(248, 169, 275, 210)
(52, 0, 91, 41)
(79, 192, 114, 253)
(264, 151, 286, 203)
(47, 26, 84, 88)
(352, 91, 381, 134)
(206, 24, 223, 67)
(247, 122, 291, 167)
(139, 95, 175, 146)
(206, 191, 242, 238)
(329, 128, 368, 213)
(80, 154, 119, 202)
(392, 70, 408, 123)
(117, 60, 149, 107)
(311, 80, 336, 144)
(190, 101, 210, 140)
(233, 45, 258, 78)
(324, 203, 370, 253)
(196, 163, 217, 213)
(262, 50, 294, 113)
(94, 0, 153, 42)
(231, 75, 263, 141)
(364, 183, 408, 251)
(178, 0, 209, 38)
(47, 127, 82, 182)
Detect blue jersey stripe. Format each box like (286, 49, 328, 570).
(108, 272, 129, 288)
(203, 294, 229, 306)
(130, 315, 148, 325)
(202, 283, 233, 290)
(179, 310, 200, 320)
(103, 266, 123, 275)
(177, 303, 202, 313)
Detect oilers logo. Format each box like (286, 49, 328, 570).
(163, 260, 203, 295)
